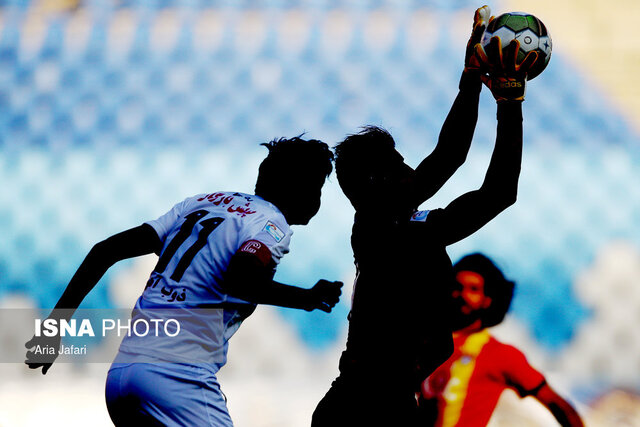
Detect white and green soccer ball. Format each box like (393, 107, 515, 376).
(481, 12, 552, 80)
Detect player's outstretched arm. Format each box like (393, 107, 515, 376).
(411, 6, 492, 205)
(224, 251, 342, 312)
(534, 383, 585, 427)
(427, 38, 542, 245)
(25, 224, 162, 374)
(428, 99, 522, 246)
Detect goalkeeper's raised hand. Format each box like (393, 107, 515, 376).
(474, 36, 540, 102)
(464, 5, 493, 75)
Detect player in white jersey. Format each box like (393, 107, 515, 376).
(25, 136, 342, 426)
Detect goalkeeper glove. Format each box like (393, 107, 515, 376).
(474, 36, 539, 102)
(464, 5, 494, 74)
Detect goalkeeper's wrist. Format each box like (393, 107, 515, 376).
(496, 100, 523, 122)
(459, 70, 482, 93)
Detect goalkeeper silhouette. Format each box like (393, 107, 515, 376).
(313, 6, 542, 426)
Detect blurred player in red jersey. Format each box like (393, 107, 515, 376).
(418, 253, 584, 427)
(313, 5, 543, 426)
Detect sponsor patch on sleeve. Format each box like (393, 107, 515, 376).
(238, 240, 273, 266)
(263, 220, 285, 243)
(410, 210, 430, 222)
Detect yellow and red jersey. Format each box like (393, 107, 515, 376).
(421, 329, 545, 427)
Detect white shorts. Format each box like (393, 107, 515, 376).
(106, 362, 233, 426)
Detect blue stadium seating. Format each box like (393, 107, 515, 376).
(1, 4, 639, 358)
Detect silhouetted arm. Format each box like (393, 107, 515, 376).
(224, 246, 342, 312)
(428, 101, 523, 246)
(52, 224, 162, 315)
(411, 5, 493, 206)
(412, 77, 481, 206)
(25, 224, 162, 373)
(534, 383, 584, 427)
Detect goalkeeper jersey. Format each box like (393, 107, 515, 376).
(116, 191, 292, 371)
(340, 208, 456, 386)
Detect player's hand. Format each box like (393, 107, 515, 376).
(474, 37, 539, 102)
(25, 333, 61, 375)
(464, 5, 493, 74)
(305, 280, 343, 313)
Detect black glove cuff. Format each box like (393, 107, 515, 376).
(496, 101, 523, 122)
(458, 71, 482, 93)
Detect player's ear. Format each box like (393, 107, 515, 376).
(482, 296, 492, 309)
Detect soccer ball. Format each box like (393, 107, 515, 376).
(481, 12, 552, 80)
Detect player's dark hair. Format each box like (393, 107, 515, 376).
(454, 253, 515, 328)
(255, 135, 333, 196)
(334, 126, 396, 207)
